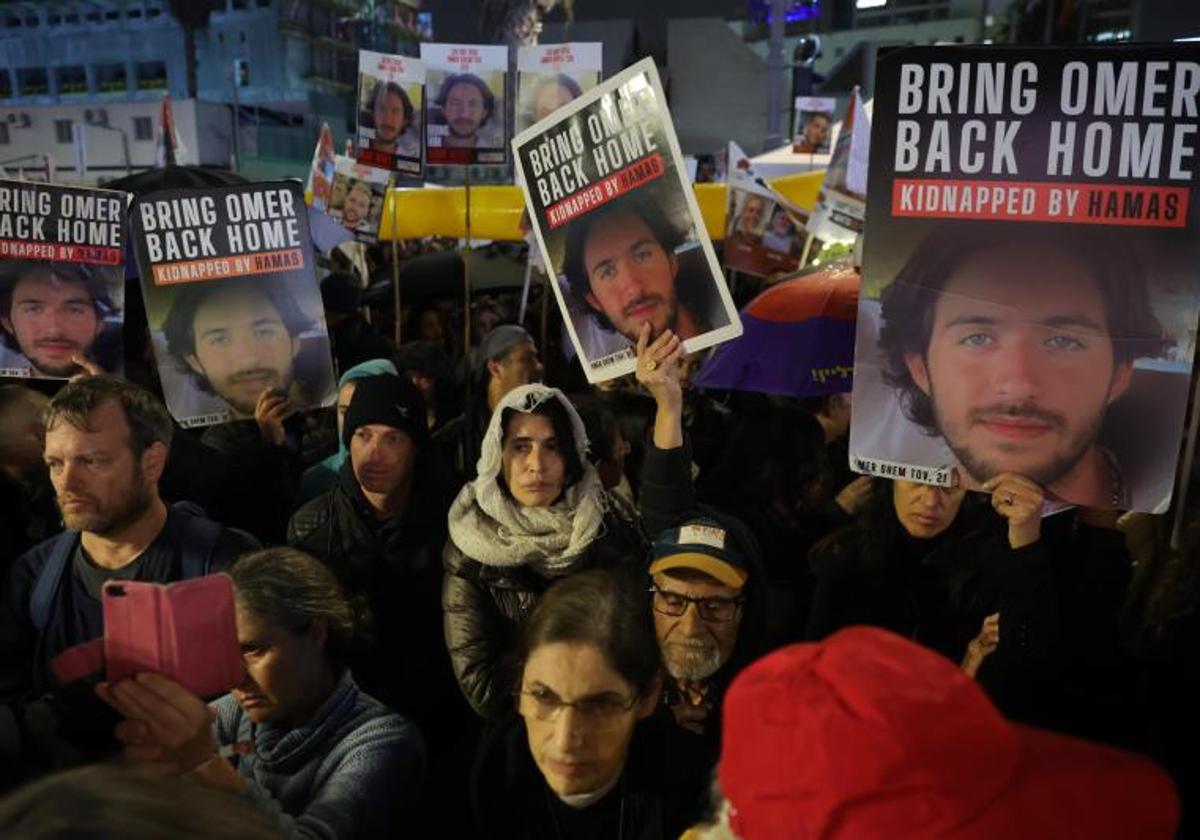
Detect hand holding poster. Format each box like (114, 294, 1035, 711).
(516, 43, 603, 134)
(793, 96, 837, 154)
(0, 180, 127, 379)
(513, 58, 742, 382)
(355, 50, 424, 176)
(849, 46, 1200, 513)
(131, 182, 336, 428)
(421, 43, 508, 166)
(326, 156, 392, 244)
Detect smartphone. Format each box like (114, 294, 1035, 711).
(100, 574, 244, 698)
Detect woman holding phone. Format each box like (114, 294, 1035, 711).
(97, 547, 424, 839)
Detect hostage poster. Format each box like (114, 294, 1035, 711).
(421, 43, 508, 166)
(516, 42, 603, 134)
(0, 180, 127, 379)
(355, 50, 424, 176)
(513, 58, 742, 382)
(723, 141, 809, 277)
(849, 45, 1200, 513)
(326, 155, 391, 244)
(793, 96, 837, 154)
(131, 181, 336, 428)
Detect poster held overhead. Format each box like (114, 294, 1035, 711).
(516, 42, 603, 134)
(325, 156, 392, 244)
(355, 50, 424, 176)
(807, 88, 869, 244)
(513, 57, 742, 383)
(305, 123, 336, 211)
(848, 45, 1200, 513)
(793, 96, 837, 154)
(0, 180, 128, 379)
(421, 43, 508, 166)
(723, 142, 809, 277)
(131, 181, 336, 428)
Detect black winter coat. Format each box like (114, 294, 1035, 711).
(470, 707, 710, 840)
(442, 495, 647, 719)
(288, 456, 467, 747)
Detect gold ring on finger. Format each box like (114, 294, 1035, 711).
(644, 359, 658, 372)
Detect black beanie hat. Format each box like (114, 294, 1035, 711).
(342, 373, 429, 449)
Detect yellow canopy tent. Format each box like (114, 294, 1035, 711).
(375, 169, 827, 242)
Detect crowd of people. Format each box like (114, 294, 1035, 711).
(0, 249, 1195, 839)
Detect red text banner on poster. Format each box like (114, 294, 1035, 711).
(0, 240, 122, 264)
(151, 248, 305, 286)
(891, 179, 1190, 229)
(546, 152, 665, 229)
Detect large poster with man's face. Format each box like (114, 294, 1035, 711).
(355, 50, 424, 176)
(849, 45, 1200, 513)
(516, 43, 602, 135)
(0, 180, 127, 379)
(420, 43, 508, 166)
(131, 182, 336, 428)
(513, 58, 743, 382)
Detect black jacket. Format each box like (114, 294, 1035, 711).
(442, 496, 647, 719)
(470, 707, 710, 840)
(288, 454, 467, 748)
(433, 393, 491, 483)
(806, 501, 1072, 726)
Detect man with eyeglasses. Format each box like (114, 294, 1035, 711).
(649, 515, 755, 739)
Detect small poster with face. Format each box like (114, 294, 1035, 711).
(421, 43, 508, 166)
(849, 45, 1200, 513)
(792, 96, 837, 154)
(513, 57, 742, 383)
(516, 42, 602, 135)
(0, 180, 127, 379)
(325, 156, 392, 244)
(305, 122, 336, 211)
(722, 142, 808, 277)
(355, 50, 424, 176)
(806, 88, 870, 244)
(131, 181, 336, 428)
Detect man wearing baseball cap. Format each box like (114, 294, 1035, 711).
(435, 324, 543, 481)
(649, 513, 766, 745)
(289, 374, 465, 748)
(697, 626, 1179, 840)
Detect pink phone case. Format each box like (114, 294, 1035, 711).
(101, 574, 244, 698)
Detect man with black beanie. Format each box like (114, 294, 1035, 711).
(288, 374, 466, 746)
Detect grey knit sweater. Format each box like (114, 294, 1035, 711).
(213, 672, 425, 839)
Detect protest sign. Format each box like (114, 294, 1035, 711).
(516, 43, 602, 134)
(793, 96, 837, 154)
(513, 57, 742, 382)
(849, 45, 1200, 513)
(723, 142, 808, 277)
(326, 156, 392, 244)
(131, 181, 336, 428)
(355, 50, 424, 176)
(0, 180, 127, 379)
(421, 43, 508, 166)
(807, 88, 869, 243)
(305, 123, 336, 211)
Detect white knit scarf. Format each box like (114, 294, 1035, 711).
(447, 384, 607, 577)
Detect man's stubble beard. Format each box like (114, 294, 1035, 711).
(60, 465, 153, 536)
(928, 379, 1105, 488)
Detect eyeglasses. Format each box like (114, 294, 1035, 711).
(650, 586, 745, 623)
(517, 687, 639, 724)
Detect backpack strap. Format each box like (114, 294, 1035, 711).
(29, 531, 81, 633)
(173, 503, 224, 577)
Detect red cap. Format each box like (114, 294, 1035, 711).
(719, 627, 1179, 840)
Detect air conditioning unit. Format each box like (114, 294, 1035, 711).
(9, 113, 32, 128)
(84, 108, 108, 126)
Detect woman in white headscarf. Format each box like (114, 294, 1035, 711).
(443, 383, 647, 718)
